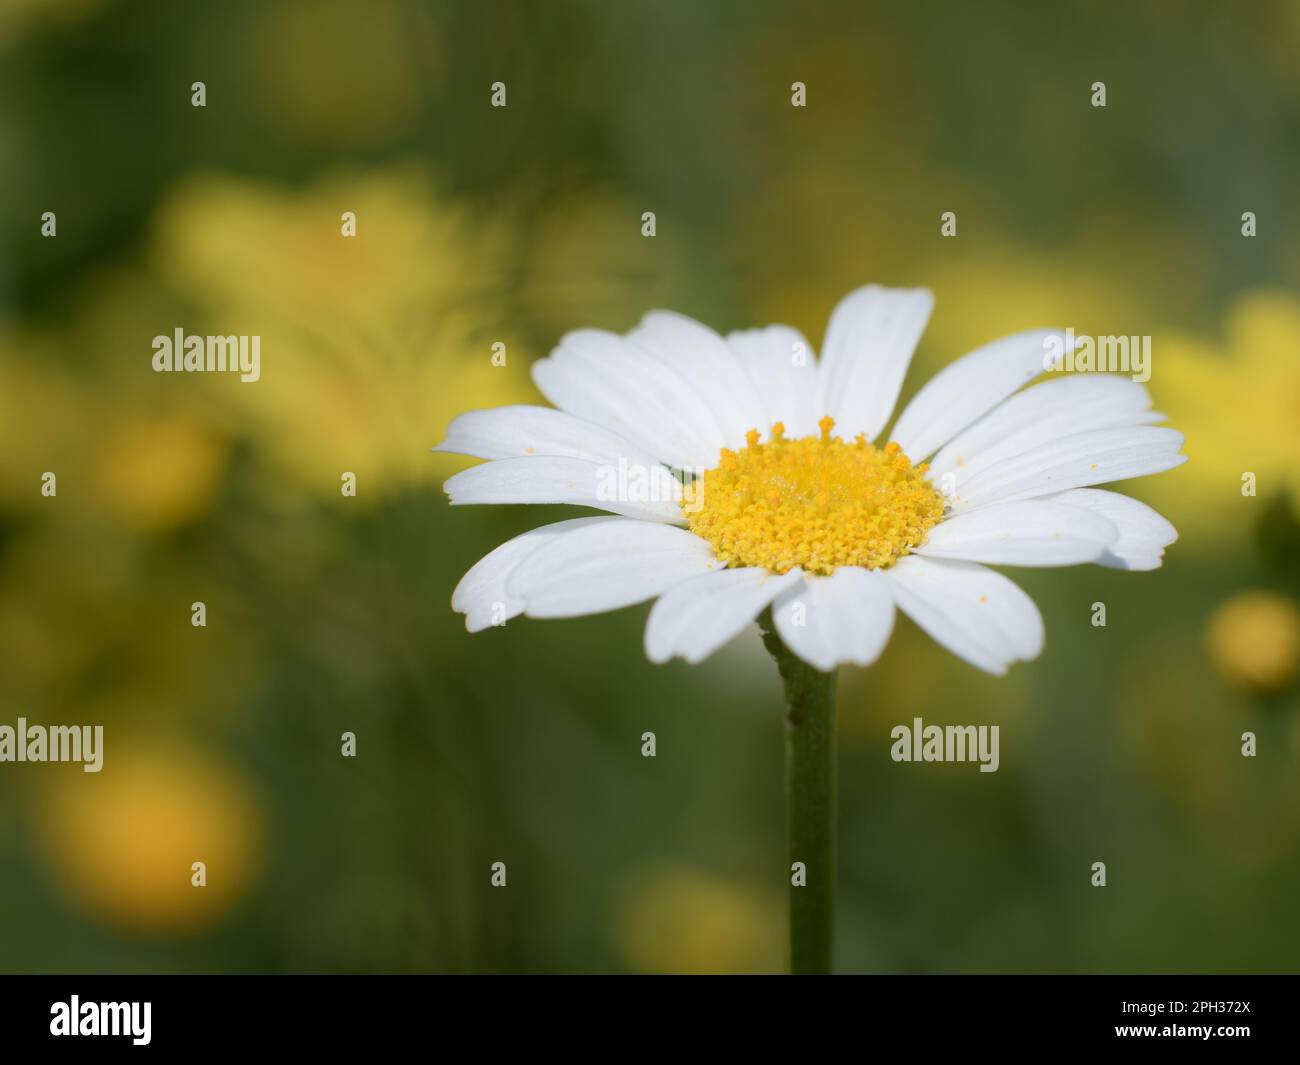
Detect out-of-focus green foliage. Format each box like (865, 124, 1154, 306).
(2, 0, 1298, 973)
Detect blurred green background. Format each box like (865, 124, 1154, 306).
(3, 0, 1300, 973)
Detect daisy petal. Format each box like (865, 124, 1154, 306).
(434, 405, 662, 470)
(452, 517, 619, 632)
(772, 567, 896, 672)
(629, 311, 769, 449)
(818, 285, 934, 441)
(727, 325, 821, 438)
(917, 500, 1118, 566)
(443, 455, 685, 523)
(930, 375, 1160, 483)
(506, 519, 720, 618)
(1045, 488, 1178, 570)
(532, 328, 727, 470)
(645, 567, 802, 664)
(890, 329, 1075, 460)
(952, 426, 1186, 512)
(886, 556, 1044, 675)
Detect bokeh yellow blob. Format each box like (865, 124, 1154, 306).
(39, 742, 262, 934)
(95, 414, 227, 532)
(1205, 590, 1300, 696)
(612, 866, 783, 974)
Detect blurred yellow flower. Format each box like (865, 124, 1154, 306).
(1147, 292, 1300, 530)
(1205, 590, 1300, 696)
(39, 742, 262, 934)
(919, 241, 1152, 373)
(149, 166, 536, 499)
(612, 866, 783, 974)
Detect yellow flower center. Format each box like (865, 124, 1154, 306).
(684, 417, 945, 575)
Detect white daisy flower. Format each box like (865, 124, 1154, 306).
(437, 285, 1184, 675)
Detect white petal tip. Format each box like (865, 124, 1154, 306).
(1098, 552, 1165, 571)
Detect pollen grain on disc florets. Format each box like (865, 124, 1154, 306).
(685, 416, 945, 575)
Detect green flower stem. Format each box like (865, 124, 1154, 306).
(759, 610, 838, 975)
